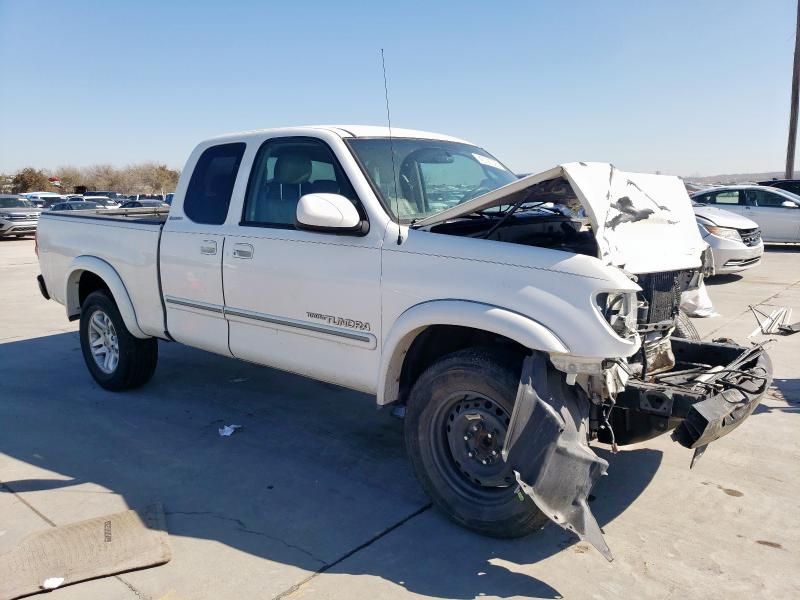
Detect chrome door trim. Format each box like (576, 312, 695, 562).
(165, 297, 375, 346)
(164, 296, 224, 314)
(224, 306, 375, 346)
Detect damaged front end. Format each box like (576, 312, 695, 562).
(503, 274, 772, 561)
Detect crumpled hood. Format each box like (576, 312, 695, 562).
(693, 204, 758, 229)
(416, 162, 707, 274)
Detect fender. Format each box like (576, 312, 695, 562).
(377, 299, 569, 406)
(65, 256, 149, 339)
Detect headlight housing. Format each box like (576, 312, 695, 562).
(594, 291, 637, 338)
(706, 225, 742, 242)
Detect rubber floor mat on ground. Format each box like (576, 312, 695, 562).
(0, 503, 170, 599)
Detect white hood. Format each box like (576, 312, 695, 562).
(415, 162, 707, 274)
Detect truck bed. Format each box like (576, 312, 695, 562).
(37, 209, 168, 338)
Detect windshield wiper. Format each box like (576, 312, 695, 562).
(482, 195, 544, 239)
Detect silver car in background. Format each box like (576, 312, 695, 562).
(0, 195, 41, 238)
(692, 185, 800, 243)
(693, 202, 763, 275)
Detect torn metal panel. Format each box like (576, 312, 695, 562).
(414, 162, 707, 274)
(503, 354, 612, 561)
(563, 164, 704, 273)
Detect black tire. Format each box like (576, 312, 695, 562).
(673, 310, 701, 340)
(79, 290, 158, 391)
(405, 348, 549, 538)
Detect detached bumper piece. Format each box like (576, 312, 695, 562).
(502, 354, 613, 561)
(670, 340, 771, 449)
(502, 339, 771, 563)
(610, 338, 772, 450)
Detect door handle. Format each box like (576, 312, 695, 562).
(200, 240, 217, 255)
(232, 243, 254, 259)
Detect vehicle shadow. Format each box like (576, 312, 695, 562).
(705, 273, 743, 286)
(764, 244, 800, 253)
(0, 332, 663, 599)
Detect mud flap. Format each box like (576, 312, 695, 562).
(502, 353, 613, 561)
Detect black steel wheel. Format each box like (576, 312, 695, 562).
(405, 348, 548, 538)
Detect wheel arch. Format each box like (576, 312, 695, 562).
(65, 256, 148, 339)
(377, 300, 569, 406)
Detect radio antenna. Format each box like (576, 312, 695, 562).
(381, 48, 402, 245)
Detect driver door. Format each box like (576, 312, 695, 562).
(222, 136, 382, 392)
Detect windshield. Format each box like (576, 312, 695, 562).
(0, 197, 33, 208)
(347, 138, 518, 222)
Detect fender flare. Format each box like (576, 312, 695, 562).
(376, 299, 569, 406)
(65, 256, 149, 339)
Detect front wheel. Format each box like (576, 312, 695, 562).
(79, 290, 158, 390)
(673, 310, 700, 340)
(404, 348, 549, 538)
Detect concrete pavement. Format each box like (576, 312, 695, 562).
(1, 236, 798, 599)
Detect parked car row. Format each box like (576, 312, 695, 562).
(20, 191, 175, 208)
(1, 192, 171, 237)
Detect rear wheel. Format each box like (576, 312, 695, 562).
(79, 290, 158, 390)
(405, 348, 548, 538)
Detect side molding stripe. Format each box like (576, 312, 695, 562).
(164, 296, 373, 344)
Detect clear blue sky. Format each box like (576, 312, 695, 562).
(0, 0, 796, 176)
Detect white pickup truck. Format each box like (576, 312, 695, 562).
(36, 125, 772, 560)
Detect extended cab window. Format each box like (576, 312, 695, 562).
(184, 142, 245, 225)
(241, 138, 357, 227)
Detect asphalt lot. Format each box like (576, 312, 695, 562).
(1, 236, 798, 600)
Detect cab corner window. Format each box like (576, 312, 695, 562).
(184, 142, 246, 225)
(241, 138, 358, 228)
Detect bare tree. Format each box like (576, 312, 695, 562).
(11, 168, 52, 193)
(10, 164, 181, 195)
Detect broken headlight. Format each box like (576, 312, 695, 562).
(594, 291, 637, 338)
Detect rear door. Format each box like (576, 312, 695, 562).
(221, 136, 382, 392)
(742, 188, 800, 242)
(160, 142, 246, 355)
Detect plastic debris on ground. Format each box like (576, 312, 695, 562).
(218, 424, 242, 437)
(41, 577, 64, 590)
(680, 280, 719, 318)
(748, 304, 798, 336)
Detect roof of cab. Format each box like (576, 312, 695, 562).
(203, 125, 473, 145)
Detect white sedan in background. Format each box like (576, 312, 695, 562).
(691, 185, 800, 243)
(693, 203, 763, 275)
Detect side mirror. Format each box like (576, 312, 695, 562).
(296, 193, 367, 234)
(781, 200, 798, 208)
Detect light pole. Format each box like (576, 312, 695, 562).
(786, 0, 800, 178)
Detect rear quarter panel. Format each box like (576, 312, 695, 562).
(38, 214, 165, 337)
